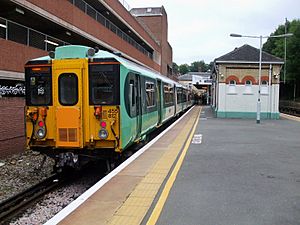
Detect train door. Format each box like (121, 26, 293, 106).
(53, 59, 85, 148)
(157, 79, 162, 125)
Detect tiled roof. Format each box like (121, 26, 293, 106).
(215, 44, 283, 63)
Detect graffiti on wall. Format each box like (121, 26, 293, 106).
(0, 80, 25, 97)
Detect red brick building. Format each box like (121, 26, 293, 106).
(0, 0, 173, 158)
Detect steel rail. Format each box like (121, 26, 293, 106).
(0, 174, 60, 224)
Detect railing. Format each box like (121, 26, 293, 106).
(69, 0, 153, 59)
(0, 17, 69, 52)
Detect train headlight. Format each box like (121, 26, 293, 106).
(36, 128, 46, 139)
(98, 129, 108, 139)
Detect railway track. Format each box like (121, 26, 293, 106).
(279, 100, 300, 117)
(0, 174, 61, 224)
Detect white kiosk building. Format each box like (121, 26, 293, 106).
(212, 44, 284, 119)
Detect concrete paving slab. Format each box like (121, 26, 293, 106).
(156, 106, 300, 225)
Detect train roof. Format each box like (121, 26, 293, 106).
(27, 45, 184, 87)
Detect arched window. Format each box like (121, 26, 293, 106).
(261, 80, 269, 95)
(244, 80, 253, 94)
(228, 80, 237, 94)
(229, 80, 236, 86)
(245, 80, 252, 86)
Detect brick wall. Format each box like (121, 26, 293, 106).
(0, 39, 47, 73)
(0, 97, 25, 158)
(24, 0, 160, 71)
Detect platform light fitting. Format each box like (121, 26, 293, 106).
(15, 8, 25, 15)
(0, 24, 7, 29)
(44, 40, 59, 46)
(66, 31, 71, 36)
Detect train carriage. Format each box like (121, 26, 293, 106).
(25, 45, 192, 169)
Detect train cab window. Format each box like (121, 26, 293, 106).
(59, 73, 78, 106)
(89, 64, 120, 105)
(145, 81, 155, 107)
(25, 66, 52, 106)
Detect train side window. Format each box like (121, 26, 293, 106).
(145, 81, 155, 107)
(88, 64, 120, 105)
(58, 73, 78, 106)
(177, 87, 182, 104)
(164, 83, 174, 106)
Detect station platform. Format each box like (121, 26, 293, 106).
(46, 106, 300, 225)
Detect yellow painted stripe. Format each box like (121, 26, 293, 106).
(146, 107, 202, 225)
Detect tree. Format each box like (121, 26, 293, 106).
(263, 19, 300, 100)
(172, 62, 179, 75)
(189, 60, 208, 72)
(179, 64, 189, 74)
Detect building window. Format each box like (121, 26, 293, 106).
(261, 80, 269, 95)
(227, 80, 237, 94)
(243, 80, 253, 95)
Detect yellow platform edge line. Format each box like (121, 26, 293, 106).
(146, 107, 202, 225)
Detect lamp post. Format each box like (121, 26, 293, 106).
(230, 33, 293, 124)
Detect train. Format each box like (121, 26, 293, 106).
(24, 45, 194, 171)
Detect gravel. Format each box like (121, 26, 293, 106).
(0, 150, 55, 203)
(0, 150, 105, 225)
(10, 175, 100, 225)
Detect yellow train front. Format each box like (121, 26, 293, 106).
(25, 46, 121, 169)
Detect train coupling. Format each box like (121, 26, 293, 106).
(55, 152, 79, 170)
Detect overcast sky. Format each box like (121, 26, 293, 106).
(126, 0, 299, 65)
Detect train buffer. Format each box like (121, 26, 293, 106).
(45, 106, 300, 225)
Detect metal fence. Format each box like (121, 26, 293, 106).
(69, 0, 153, 59)
(0, 17, 69, 52)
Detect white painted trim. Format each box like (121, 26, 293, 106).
(43, 106, 195, 225)
(0, 70, 24, 80)
(133, 13, 163, 17)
